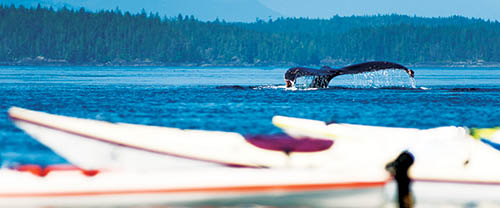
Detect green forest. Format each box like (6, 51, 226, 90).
(1, 4, 500, 66)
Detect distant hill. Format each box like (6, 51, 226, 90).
(2, 5, 500, 66)
(0, 0, 281, 22)
(259, 0, 500, 22)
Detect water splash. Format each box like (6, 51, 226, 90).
(294, 76, 316, 88)
(250, 84, 320, 91)
(288, 70, 416, 89)
(409, 77, 417, 89)
(252, 85, 287, 90)
(335, 69, 416, 88)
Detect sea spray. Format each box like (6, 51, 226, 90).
(340, 69, 416, 88)
(291, 70, 416, 89)
(294, 76, 316, 88)
(409, 77, 417, 89)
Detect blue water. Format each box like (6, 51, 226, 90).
(1, 66, 500, 166)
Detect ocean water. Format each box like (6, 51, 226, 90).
(1, 66, 500, 165)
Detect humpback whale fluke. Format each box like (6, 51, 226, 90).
(284, 61, 414, 88)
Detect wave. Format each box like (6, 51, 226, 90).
(215, 85, 251, 90)
(216, 85, 500, 92)
(447, 88, 500, 92)
(215, 85, 424, 91)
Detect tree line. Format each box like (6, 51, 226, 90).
(1, 4, 500, 66)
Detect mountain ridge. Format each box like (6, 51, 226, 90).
(0, 0, 281, 22)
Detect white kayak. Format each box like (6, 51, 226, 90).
(0, 165, 389, 208)
(272, 115, 500, 189)
(3, 166, 500, 208)
(9, 107, 308, 170)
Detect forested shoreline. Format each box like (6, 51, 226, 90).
(1, 4, 500, 67)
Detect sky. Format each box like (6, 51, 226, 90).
(259, 0, 500, 21)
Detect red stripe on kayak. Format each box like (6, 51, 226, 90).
(8, 113, 264, 169)
(15, 164, 101, 177)
(0, 181, 387, 198)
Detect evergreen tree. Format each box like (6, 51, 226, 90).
(1, 4, 500, 66)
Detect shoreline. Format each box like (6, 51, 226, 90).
(2, 59, 500, 68)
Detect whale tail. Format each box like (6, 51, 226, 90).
(284, 61, 413, 88)
(310, 74, 337, 88)
(338, 61, 413, 78)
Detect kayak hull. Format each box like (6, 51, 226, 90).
(1, 187, 386, 208)
(0, 168, 388, 208)
(3, 168, 500, 208)
(385, 180, 500, 206)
